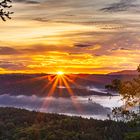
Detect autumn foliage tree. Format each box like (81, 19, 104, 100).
(106, 65, 140, 122)
(0, 0, 13, 21)
(120, 65, 140, 110)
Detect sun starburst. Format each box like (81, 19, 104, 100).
(14, 71, 83, 113)
(57, 71, 64, 75)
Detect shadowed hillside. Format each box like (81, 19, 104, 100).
(0, 74, 137, 97)
(0, 107, 139, 140)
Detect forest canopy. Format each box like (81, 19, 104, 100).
(0, 107, 139, 140)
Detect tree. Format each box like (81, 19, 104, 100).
(0, 0, 13, 21)
(137, 64, 140, 73)
(106, 65, 140, 121)
(105, 79, 121, 92)
(120, 66, 140, 111)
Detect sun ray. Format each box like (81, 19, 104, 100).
(41, 76, 60, 107)
(47, 76, 59, 97)
(61, 76, 74, 96)
(8, 74, 53, 86)
(41, 75, 57, 96)
(61, 76, 82, 113)
(31, 71, 84, 114)
(58, 75, 63, 96)
(64, 75, 82, 89)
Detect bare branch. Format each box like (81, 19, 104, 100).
(0, 0, 13, 21)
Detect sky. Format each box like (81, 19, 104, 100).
(0, 0, 140, 74)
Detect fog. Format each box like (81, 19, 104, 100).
(0, 94, 123, 119)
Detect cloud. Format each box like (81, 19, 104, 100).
(0, 32, 139, 73)
(74, 42, 92, 48)
(111, 47, 130, 51)
(14, 0, 40, 4)
(33, 18, 50, 22)
(0, 61, 26, 70)
(100, 0, 139, 12)
(0, 47, 19, 55)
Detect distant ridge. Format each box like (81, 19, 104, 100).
(108, 70, 139, 75)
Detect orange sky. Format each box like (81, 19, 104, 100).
(0, 0, 140, 74)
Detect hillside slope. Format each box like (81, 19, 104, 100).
(0, 107, 139, 140)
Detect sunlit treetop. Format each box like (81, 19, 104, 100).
(0, 0, 13, 21)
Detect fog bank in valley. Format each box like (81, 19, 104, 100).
(0, 94, 114, 119)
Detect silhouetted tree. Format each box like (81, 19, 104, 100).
(105, 79, 121, 92)
(111, 107, 138, 122)
(0, 0, 13, 21)
(137, 64, 140, 73)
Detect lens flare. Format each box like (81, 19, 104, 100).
(57, 71, 64, 75)
(15, 71, 84, 114)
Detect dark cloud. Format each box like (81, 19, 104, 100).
(0, 61, 26, 70)
(0, 45, 53, 55)
(111, 47, 130, 51)
(100, 0, 138, 12)
(0, 45, 66, 56)
(0, 47, 19, 55)
(14, 0, 40, 4)
(74, 42, 92, 48)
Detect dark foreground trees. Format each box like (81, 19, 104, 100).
(0, 0, 13, 21)
(0, 107, 139, 140)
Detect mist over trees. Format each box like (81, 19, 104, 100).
(105, 65, 140, 122)
(0, 0, 13, 21)
(120, 65, 140, 110)
(106, 65, 140, 110)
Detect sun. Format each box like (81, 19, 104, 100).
(57, 71, 64, 75)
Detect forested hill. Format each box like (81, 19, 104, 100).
(0, 107, 139, 140)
